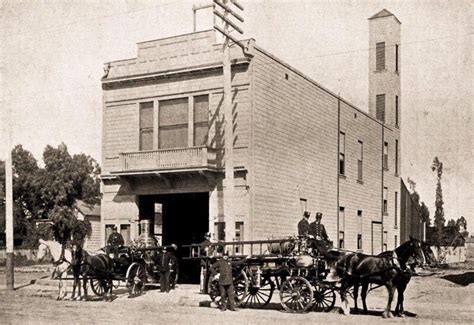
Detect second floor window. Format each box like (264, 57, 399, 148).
(383, 141, 389, 170)
(358, 140, 363, 181)
(194, 95, 209, 146)
(339, 132, 345, 176)
(357, 234, 362, 250)
(139, 102, 154, 151)
(159, 97, 189, 149)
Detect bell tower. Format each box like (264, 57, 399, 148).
(368, 9, 401, 130)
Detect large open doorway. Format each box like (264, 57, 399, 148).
(139, 192, 209, 283)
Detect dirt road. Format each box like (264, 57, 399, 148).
(1, 266, 473, 324)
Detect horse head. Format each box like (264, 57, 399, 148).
(37, 239, 50, 261)
(397, 237, 425, 267)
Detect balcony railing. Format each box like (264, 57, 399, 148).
(118, 146, 217, 172)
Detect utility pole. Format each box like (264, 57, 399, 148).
(213, 0, 244, 244)
(5, 105, 14, 290)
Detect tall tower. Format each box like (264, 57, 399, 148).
(368, 9, 401, 129)
(369, 9, 402, 250)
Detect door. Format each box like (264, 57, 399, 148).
(371, 221, 383, 255)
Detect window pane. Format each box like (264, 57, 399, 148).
(159, 125, 188, 149)
(194, 124, 208, 146)
(376, 94, 385, 122)
(140, 102, 154, 129)
(194, 95, 209, 123)
(140, 129, 153, 151)
(376, 42, 385, 70)
(159, 98, 188, 126)
(339, 132, 345, 153)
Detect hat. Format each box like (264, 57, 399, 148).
(204, 232, 211, 238)
(112, 225, 118, 230)
(303, 211, 310, 218)
(316, 212, 323, 218)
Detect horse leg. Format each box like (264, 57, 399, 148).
(339, 279, 351, 315)
(82, 273, 88, 300)
(361, 282, 369, 314)
(395, 280, 407, 317)
(382, 284, 395, 318)
(353, 282, 359, 313)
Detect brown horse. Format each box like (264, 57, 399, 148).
(337, 238, 425, 318)
(78, 248, 115, 301)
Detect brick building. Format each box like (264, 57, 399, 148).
(100, 10, 402, 260)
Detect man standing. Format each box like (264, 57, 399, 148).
(298, 211, 311, 236)
(200, 232, 214, 293)
(209, 251, 248, 311)
(156, 247, 172, 293)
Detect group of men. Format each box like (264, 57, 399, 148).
(106, 226, 175, 293)
(298, 210, 329, 241)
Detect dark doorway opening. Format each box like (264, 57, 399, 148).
(139, 192, 209, 284)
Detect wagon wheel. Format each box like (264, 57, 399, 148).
(312, 283, 336, 312)
(279, 276, 314, 313)
(241, 277, 275, 308)
(90, 278, 110, 297)
(208, 269, 249, 307)
(126, 262, 146, 297)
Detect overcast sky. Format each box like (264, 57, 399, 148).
(1, 0, 472, 232)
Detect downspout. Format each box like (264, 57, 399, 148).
(337, 96, 341, 246)
(381, 125, 385, 251)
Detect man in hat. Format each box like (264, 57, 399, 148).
(107, 226, 124, 259)
(156, 246, 173, 293)
(209, 251, 249, 311)
(298, 211, 311, 236)
(200, 232, 215, 293)
(310, 212, 329, 242)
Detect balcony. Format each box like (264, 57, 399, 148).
(117, 146, 218, 174)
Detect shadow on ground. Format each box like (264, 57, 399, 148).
(441, 272, 474, 286)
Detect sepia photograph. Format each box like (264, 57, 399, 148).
(0, 0, 472, 324)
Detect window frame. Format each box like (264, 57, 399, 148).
(158, 97, 190, 149)
(339, 132, 345, 176)
(383, 187, 388, 215)
(376, 42, 386, 71)
(139, 102, 154, 151)
(358, 140, 363, 181)
(383, 141, 389, 170)
(376, 94, 386, 123)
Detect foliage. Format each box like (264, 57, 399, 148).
(447, 219, 456, 227)
(431, 157, 445, 231)
(0, 144, 100, 247)
(420, 202, 430, 225)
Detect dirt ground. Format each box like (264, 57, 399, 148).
(1, 264, 473, 324)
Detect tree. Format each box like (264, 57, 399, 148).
(447, 219, 456, 227)
(420, 202, 431, 225)
(431, 157, 445, 231)
(0, 144, 101, 246)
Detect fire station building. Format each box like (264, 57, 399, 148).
(100, 9, 402, 256)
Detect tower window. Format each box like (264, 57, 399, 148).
(383, 187, 388, 214)
(376, 42, 385, 70)
(383, 141, 389, 170)
(358, 140, 363, 181)
(395, 44, 399, 72)
(395, 96, 399, 127)
(395, 140, 399, 175)
(376, 94, 385, 123)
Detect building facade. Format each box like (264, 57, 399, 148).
(100, 10, 402, 256)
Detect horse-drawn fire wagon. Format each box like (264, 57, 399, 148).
(184, 236, 339, 313)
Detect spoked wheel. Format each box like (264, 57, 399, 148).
(126, 262, 146, 297)
(90, 278, 110, 297)
(208, 269, 249, 307)
(312, 283, 336, 312)
(280, 276, 314, 313)
(241, 277, 275, 308)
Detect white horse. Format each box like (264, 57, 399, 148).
(37, 239, 80, 300)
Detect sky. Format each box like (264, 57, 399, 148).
(1, 0, 472, 232)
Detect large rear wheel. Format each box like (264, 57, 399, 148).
(126, 262, 146, 297)
(241, 277, 275, 308)
(280, 276, 314, 313)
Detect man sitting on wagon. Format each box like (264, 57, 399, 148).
(309, 212, 333, 254)
(297, 211, 312, 236)
(107, 226, 125, 259)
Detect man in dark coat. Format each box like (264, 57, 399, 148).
(209, 251, 248, 311)
(107, 226, 124, 259)
(156, 247, 172, 293)
(298, 211, 311, 236)
(200, 232, 214, 293)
